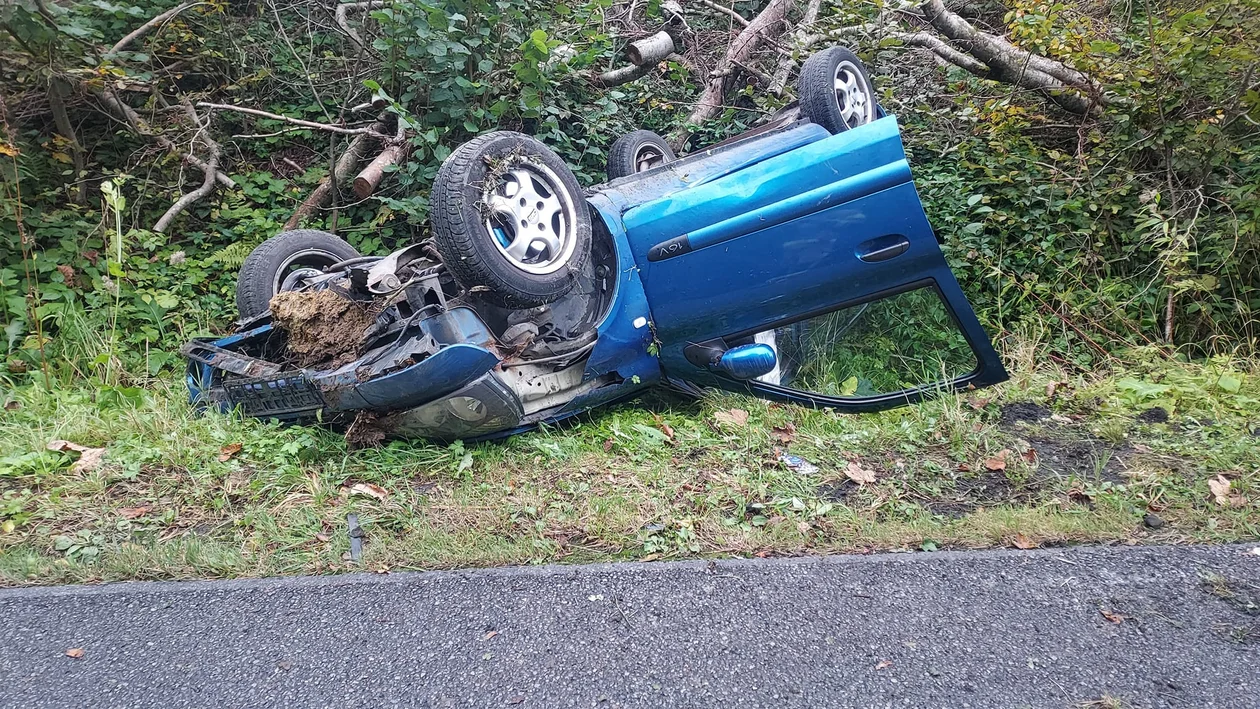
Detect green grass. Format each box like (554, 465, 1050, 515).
(1, 345, 1257, 586)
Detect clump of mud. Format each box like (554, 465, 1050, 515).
(270, 289, 376, 368)
(345, 409, 399, 448)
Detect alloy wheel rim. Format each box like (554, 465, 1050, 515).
(483, 160, 579, 275)
(833, 60, 874, 128)
(632, 143, 667, 173)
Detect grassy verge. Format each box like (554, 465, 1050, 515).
(1, 345, 1257, 586)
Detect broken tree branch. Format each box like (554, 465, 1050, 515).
(109, 2, 202, 56)
(770, 0, 821, 95)
(670, 0, 794, 149)
(918, 0, 1103, 114)
(626, 30, 676, 66)
(593, 61, 657, 88)
(285, 116, 389, 229)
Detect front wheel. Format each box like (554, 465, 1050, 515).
(235, 229, 360, 319)
(430, 131, 592, 308)
(797, 46, 877, 134)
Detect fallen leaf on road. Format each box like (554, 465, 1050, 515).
(118, 506, 151, 519)
(875, 659, 893, 670)
(1012, 533, 1037, 550)
(1100, 610, 1128, 624)
(218, 443, 243, 462)
(346, 482, 389, 501)
(985, 450, 1010, 471)
(713, 408, 749, 427)
(483, 630, 499, 641)
(65, 648, 84, 659)
(844, 461, 877, 485)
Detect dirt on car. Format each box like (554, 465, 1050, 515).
(269, 289, 376, 368)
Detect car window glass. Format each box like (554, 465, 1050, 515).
(754, 287, 978, 398)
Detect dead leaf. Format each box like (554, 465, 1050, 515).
(4, 400, 19, 411)
(658, 422, 675, 441)
(875, 659, 893, 670)
(772, 422, 797, 444)
(1050, 413, 1073, 424)
(797, 521, 811, 534)
(315, 533, 331, 543)
(844, 461, 877, 485)
(482, 630, 499, 641)
(118, 506, 151, 519)
(985, 450, 1010, 471)
(967, 395, 992, 410)
(347, 482, 389, 501)
(602, 438, 613, 453)
(1208, 476, 1232, 506)
(48, 441, 108, 475)
(713, 408, 749, 427)
(1021, 448, 1037, 464)
(1100, 610, 1127, 624)
(218, 443, 243, 462)
(57, 264, 76, 284)
(65, 648, 84, 659)
(1045, 381, 1059, 399)
(1012, 533, 1037, 550)
(956, 463, 972, 472)
(47, 440, 91, 453)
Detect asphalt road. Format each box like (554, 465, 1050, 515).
(1, 544, 1257, 708)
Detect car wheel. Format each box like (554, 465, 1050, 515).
(606, 129, 676, 179)
(431, 131, 592, 308)
(236, 229, 360, 319)
(797, 46, 877, 134)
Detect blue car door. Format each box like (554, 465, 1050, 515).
(618, 116, 1007, 410)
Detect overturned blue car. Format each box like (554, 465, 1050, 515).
(182, 47, 1008, 442)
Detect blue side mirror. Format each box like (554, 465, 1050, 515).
(712, 343, 777, 380)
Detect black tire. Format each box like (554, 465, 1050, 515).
(431, 131, 592, 308)
(606, 130, 676, 179)
(235, 229, 360, 319)
(797, 46, 877, 134)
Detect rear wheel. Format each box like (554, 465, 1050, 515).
(236, 229, 360, 319)
(798, 46, 877, 134)
(431, 131, 592, 308)
(606, 130, 676, 179)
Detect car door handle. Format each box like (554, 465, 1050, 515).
(855, 234, 910, 263)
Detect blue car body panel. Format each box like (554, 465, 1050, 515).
(186, 114, 1007, 437)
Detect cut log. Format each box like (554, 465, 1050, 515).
(284, 118, 387, 229)
(626, 31, 676, 66)
(352, 142, 406, 199)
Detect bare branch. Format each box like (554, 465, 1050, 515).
(696, 0, 749, 27)
(335, 1, 386, 49)
(153, 100, 221, 233)
(197, 102, 388, 136)
(96, 89, 237, 188)
(109, 2, 202, 56)
(593, 61, 657, 88)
